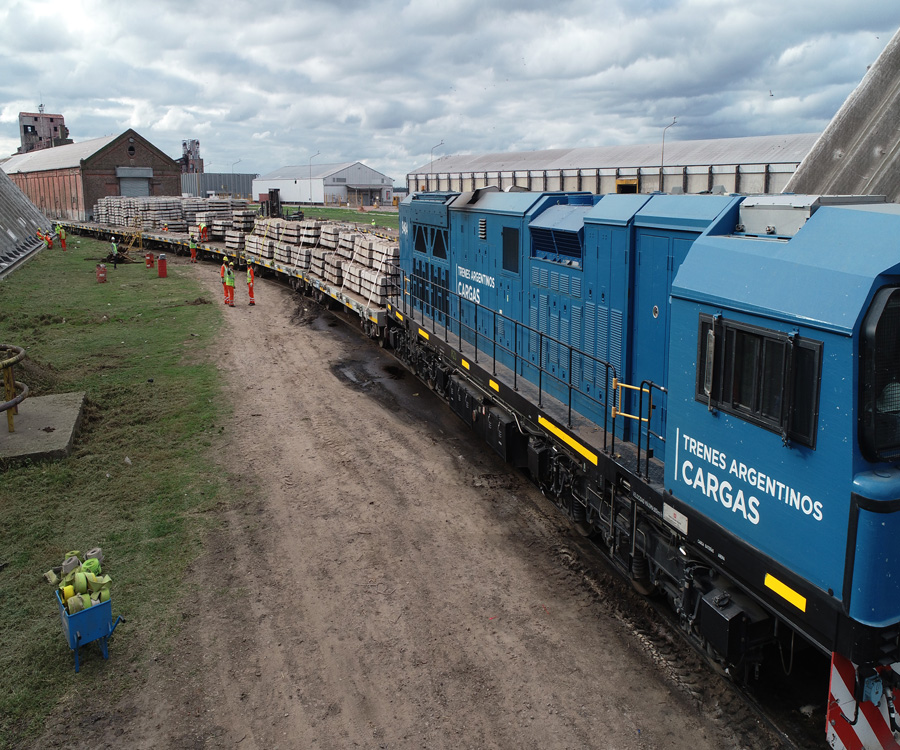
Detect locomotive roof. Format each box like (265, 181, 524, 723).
(672, 201, 900, 334)
(449, 190, 591, 216)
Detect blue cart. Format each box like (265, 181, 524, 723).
(56, 591, 123, 672)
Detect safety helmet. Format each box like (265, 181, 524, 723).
(229, 262, 234, 267)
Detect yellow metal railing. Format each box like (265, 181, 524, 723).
(610, 378, 650, 422)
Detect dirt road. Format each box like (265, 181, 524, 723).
(39, 261, 757, 749)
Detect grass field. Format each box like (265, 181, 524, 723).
(283, 204, 399, 231)
(0, 239, 228, 745)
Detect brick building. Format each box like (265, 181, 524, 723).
(17, 108, 73, 154)
(1, 129, 180, 221)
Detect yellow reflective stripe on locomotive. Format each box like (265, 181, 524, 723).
(538, 416, 598, 466)
(764, 573, 807, 612)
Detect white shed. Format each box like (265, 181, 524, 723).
(253, 162, 393, 206)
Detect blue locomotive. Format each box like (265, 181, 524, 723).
(393, 188, 900, 748)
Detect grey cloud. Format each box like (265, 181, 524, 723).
(1, 0, 897, 183)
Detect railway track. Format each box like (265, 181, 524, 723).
(318, 288, 827, 750)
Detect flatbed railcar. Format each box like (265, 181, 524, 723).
(63, 190, 900, 749)
(61, 220, 391, 332)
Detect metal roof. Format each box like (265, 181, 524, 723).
(256, 162, 360, 180)
(673, 203, 900, 334)
(1, 135, 119, 173)
(411, 133, 820, 174)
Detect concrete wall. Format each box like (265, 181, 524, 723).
(785, 29, 900, 202)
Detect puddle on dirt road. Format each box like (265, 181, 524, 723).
(330, 359, 401, 412)
(290, 303, 321, 326)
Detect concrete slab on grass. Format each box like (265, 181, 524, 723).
(0, 392, 86, 465)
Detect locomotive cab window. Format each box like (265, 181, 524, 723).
(413, 225, 427, 254)
(861, 287, 900, 461)
(433, 229, 447, 259)
(696, 314, 821, 448)
(502, 227, 519, 273)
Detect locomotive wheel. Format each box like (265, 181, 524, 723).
(571, 500, 592, 537)
(574, 519, 593, 537)
(630, 577, 656, 596)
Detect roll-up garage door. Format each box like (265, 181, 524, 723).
(116, 167, 153, 197)
(119, 177, 150, 197)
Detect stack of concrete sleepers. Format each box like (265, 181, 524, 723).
(142, 197, 185, 231)
(245, 233, 274, 260)
(318, 224, 340, 249)
(273, 241, 293, 265)
(232, 209, 256, 232)
(210, 219, 229, 239)
(297, 220, 324, 246)
(323, 253, 343, 285)
(310, 246, 337, 279)
(225, 231, 245, 252)
(293, 245, 311, 271)
(336, 231, 358, 264)
(182, 197, 206, 227)
(255, 218, 285, 242)
(281, 222, 301, 244)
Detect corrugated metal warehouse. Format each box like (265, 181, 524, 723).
(0, 129, 180, 221)
(253, 162, 394, 206)
(181, 172, 258, 200)
(407, 133, 819, 195)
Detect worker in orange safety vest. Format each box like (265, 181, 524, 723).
(247, 263, 255, 305)
(220, 257, 228, 303)
(224, 262, 236, 306)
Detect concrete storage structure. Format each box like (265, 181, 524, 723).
(253, 162, 394, 206)
(408, 133, 818, 196)
(0, 167, 51, 272)
(785, 28, 900, 203)
(1, 129, 180, 221)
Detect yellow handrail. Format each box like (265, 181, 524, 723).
(610, 377, 650, 422)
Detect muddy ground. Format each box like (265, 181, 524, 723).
(35, 259, 768, 749)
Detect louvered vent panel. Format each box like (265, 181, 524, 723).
(611, 309, 624, 375)
(549, 313, 559, 364)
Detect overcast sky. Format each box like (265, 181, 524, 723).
(1, 0, 897, 185)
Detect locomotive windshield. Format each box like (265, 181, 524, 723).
(861, 287, 900, 461)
